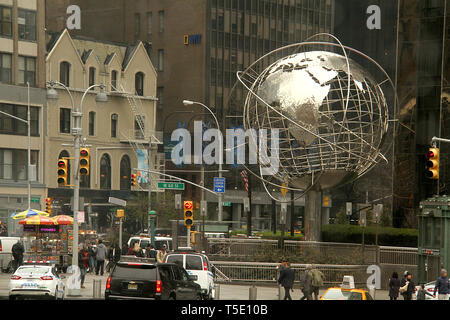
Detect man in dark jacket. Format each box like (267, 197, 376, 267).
(278, 261, 295, 300)
(78, 246, 89, 289)
(433, 269, 450, 300)
(403, 272, 415, 300)
(11, 241, 24, 272)
(400, 270, 409, 300)
(87, 243, 96, 274)
(300, 265, 313, 300)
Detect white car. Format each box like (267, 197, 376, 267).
(9, 263, 65, 300)
(165, 249, 215, 300)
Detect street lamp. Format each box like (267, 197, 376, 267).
(182, 100, 224, 222)
(46, 81, 107, 284)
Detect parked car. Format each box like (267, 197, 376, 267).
(165, 249, 215, 300)
(9, 262, 65, 300)
(105, 256, 202, 300)
(0, 237, 21, 273)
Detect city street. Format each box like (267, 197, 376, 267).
(0, 272, 390, 300)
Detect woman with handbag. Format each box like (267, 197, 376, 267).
(388, 272, 400, 300)
(399, 272, 415, 300)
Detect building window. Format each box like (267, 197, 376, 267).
(0, 148, 38, 182)
(111, 70, 118, 91)
(60, 61, 70, 87)
(159, 10, 164, 33)
(0, 103, 39, 136)
(120, 155, 131, 190)
(88, 67, 96, 88)
(18, 9, 36, 41)
(157, 87, 164, 110)
(158, 49, 164, 72)
(18, 56, 36, 86)
(100, 154, 111, 190)
(0, 6, 12, 37)
(111, 114, 118, 138)
(0, 52, 12, 84)
(60, 108, 71, 134)
(135, 13, 141, 36)
(134, 115, 145, 140)
(147, 12, 152, 35)
(135, 72, 144, 96)
(89, 111, 95, 136)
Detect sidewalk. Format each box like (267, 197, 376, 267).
(64, 271, 109, 300)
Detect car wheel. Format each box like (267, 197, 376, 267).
(196, 294, 202, 300)
(169, 295, 176, 300)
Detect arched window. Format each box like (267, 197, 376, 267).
(135, 72, 144, 96)
(60, 61, 70, 87)
(120, 155, 131, 190)
(111, 70, 118, 91)
(99, 154, 111, 190)
(58, 150, 70, 185)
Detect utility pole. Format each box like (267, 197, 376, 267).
(290, 191, 295, 237)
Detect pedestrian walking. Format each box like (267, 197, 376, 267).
(399, 272, 415, 300)
(388, 272, 401, 300)
(400, 270, 409, 300)
(157, 244, 168, 263)
(300, 265, 313, 300)
(95, 239, 107, 276)
(309, 264, 325, 300)
(145, 244, 157, 259)
(417, 283, 434, 300)
(11, 240, 24, 272)
(130, 242, 144, 257)
(87, 243, 96, 274)
(278, 261, 295, 300)
(433, 269, 450, 300)
(105, 244, 115, 273)
(121, 243, 129, 256)
(78, 245, 89, 289)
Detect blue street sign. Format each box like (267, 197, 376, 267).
(214, 177, 226, 193)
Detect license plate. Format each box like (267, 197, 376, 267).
(128, 284, 138, 290)
(22, 282, 39, 288)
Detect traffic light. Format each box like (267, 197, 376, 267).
(425, 147, 439, 180)
(184, 201, 194, 228)
(45, 198, 52, 214)
(57, 159, 68, 186)
(131, 173, 137, 186)
(79, 148, 90, 175)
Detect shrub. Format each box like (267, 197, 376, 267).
(321, 224, 418, 247)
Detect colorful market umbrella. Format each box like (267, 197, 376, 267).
(51, 215, 74, 225)
(11, 208, 50, 220)
(19, 215, 55, 225)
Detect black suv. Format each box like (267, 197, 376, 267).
(105, 256, 202, 300)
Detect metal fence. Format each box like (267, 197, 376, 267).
(211, 261, 368, 286)
(206, 238, 417, 266)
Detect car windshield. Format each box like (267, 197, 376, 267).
(113, 264, 157, 280)
(166, 254, 183, 268)
(185, 255, 203, 270)
(15, 266, 50, 276)
(154, 240, 169, 250)
(140, 240, 149, 248)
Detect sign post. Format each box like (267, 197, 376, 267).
(117, 209, 124, 248)
(149, 210, 156, 247)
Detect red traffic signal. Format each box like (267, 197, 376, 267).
(57, 159, 68, 185)
(184, 201, 193, 210)
(131, 173, 137, 186)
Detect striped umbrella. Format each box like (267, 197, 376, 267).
(19, 215, 55, 225)
(51, 215, 74, 225)
(11, 208, 50, 220)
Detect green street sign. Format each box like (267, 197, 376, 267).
(157, 182, 185, 190)
(223, 202, 232, 207)
(149, 210, 156, 216)
(31, 197, 40, 203)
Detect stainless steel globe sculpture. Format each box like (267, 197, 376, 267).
(237, 44, 390, 193)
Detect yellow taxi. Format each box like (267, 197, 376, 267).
(320, 287, 373, 300)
